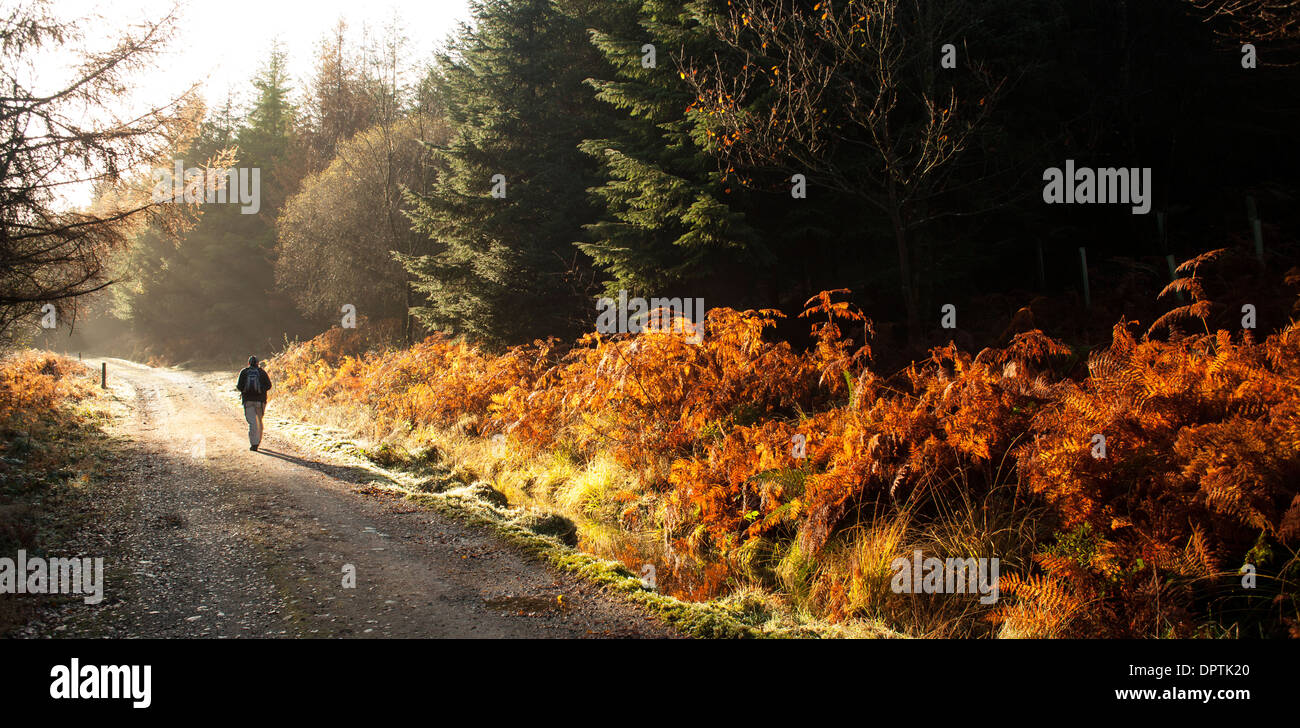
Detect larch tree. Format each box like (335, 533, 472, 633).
(0, 0, 202, 340)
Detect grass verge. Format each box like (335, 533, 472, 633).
(257, 408, 903, 639)
(0, 351, 117, 635)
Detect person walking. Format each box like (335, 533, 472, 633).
(236, 356, 272, 451)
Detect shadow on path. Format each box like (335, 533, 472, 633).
(256, 447, 398, 487)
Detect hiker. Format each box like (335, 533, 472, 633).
(235, 356, 272, 451)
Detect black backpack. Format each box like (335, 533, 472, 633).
(242, 367, 266, 395)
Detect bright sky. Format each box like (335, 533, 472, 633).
(46, 0, 473, 109)
(27, 0, 472, 208)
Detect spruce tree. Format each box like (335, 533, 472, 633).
(119, 47, 306, 358)
(580, 0, 764, 298)
(399, 0, 620, 347)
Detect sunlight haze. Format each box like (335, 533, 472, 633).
(46, 0, 471, 107)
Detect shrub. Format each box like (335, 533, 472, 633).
(271, 271, 1300, 636)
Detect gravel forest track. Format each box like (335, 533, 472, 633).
(20, 358, 675, 639)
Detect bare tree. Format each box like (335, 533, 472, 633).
(0, 0, 202, 340)
(685, 0, 1000, 343)
(300, 19, 378, 174)
(1185, 0, 1300, 43)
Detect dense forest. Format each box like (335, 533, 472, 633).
(5, 0, 1299, 638)
(15, 0, 1294, 364)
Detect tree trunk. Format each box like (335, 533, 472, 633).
(888, 188, 920, 349)
(404, 282, 413, 345)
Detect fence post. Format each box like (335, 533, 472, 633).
(101, 362, 106, 389)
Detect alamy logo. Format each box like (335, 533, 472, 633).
(890, 550, 1000, 604)
(1042, 160, 1152, 215)
(595, 291, 704, 344)
(0, 550, 103, 604)
(50, 659, 151, 709)
(151, 160, 260, 214)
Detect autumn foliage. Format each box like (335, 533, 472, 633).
(272, 275, 1300, 637)
(0, 352, 93, 432)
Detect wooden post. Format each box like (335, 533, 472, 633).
(101, 362, 106, 389)
(1079, 247, 1091, 309)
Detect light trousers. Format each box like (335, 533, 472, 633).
(243, 401, 265, 447)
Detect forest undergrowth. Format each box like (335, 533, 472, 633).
(271, 250, 1300, 638)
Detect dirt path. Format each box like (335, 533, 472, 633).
(22, 358, 675, 638)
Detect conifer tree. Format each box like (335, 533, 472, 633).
(580, 0, 763, 297)
(119, 47, 306, 358)
(399, 0, 620, 347)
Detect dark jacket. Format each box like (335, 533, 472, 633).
(236, 366, 272, 404)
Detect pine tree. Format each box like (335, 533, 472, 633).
(118, 46, 308, 358)
(118, 114, 262, 358)
(239, 44, 299, 220)
(399, 0, 620, 347)
(580, 0, 763, 298)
